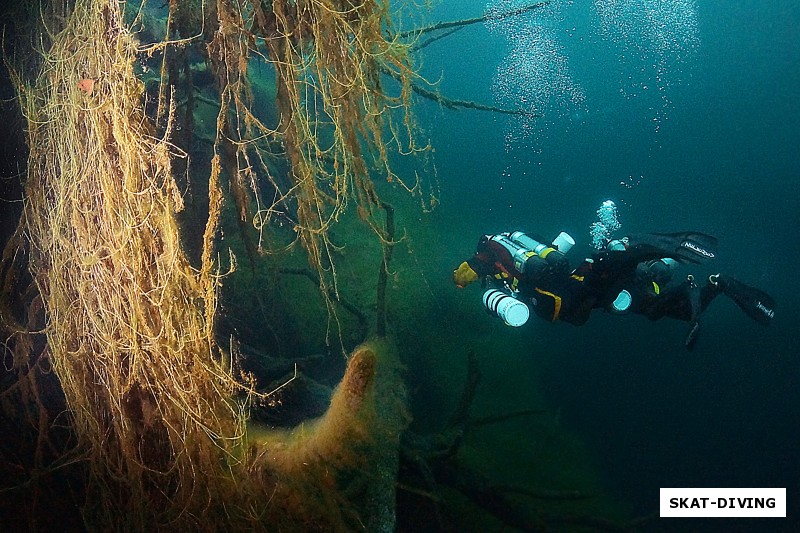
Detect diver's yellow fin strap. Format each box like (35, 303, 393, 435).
(534, 288, 562, 321)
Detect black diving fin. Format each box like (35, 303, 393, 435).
(627, 231, 718, 264)
(715, 275, 775, 326)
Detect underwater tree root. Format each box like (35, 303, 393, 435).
(1, 0, 413, 529)
(398, 351, 644, 531)
(245, 338, 409, 531)
(0, 0, 577, 530)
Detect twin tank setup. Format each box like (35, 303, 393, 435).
(482, 232, 681, 326)
(482, 231, 575, 327)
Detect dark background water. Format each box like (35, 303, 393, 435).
(399, 0, 800, 530)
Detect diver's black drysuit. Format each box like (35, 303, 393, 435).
(453, 231, 773, 348)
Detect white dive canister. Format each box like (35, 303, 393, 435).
(551, 231, 575, 254)
(483, 289, 530, 327)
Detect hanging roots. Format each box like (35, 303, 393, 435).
(205, 0, 430, 337)
(2, 0, 415, 529)
(13, 0, 245, 526)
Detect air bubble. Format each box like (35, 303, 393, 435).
(485, 1, 585, 146)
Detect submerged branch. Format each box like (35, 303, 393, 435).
(397, 351, 629, 531)
(382, 66, 538, 117)
(411, 83, 541, 117)
(410, 80, 537, 116)
(445, 350, 480, 431)
(393, 2, 550, 115)
(410, 27, 463, 52)
(279, 267, 369, 340)
(376, 202, 395, 338)
(398, 1, 550, 39)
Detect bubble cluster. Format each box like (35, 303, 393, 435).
(594, 0, 699, 58)
(590, 200, 622, 249)
(483, 1, 700, 143)
(594, 0, 699, 128)
(485, 1, 585, 146)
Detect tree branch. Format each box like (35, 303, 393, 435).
(410, 27, 463, 52)
(397, 1, 551, 39)
(279, 267, 369, 340)
(408, 80, 539, 117)
(376, 201, 395, 338)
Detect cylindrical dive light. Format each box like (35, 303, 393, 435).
(483, 289, 530, 327)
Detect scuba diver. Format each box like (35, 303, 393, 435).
(452, 229, 774, 350)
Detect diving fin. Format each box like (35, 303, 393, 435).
(627, 232, 718, 264)
(714, 275, 775, 326)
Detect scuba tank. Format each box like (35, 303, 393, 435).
(606, 238, 628, 252)
(636, 257, 679, 285)
(490, 231, 572, 276)
(511, 231, 575, 255)
(508, 231, 571, 269)
(480, 230, 574, 326)
(488, 234, 549, 276)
